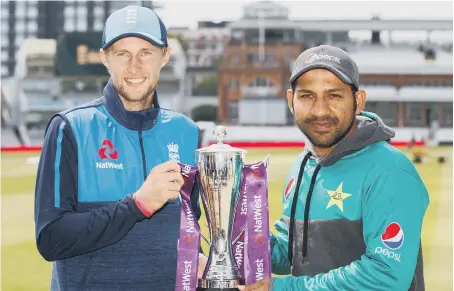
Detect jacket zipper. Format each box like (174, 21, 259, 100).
(138, 118, 147, 181)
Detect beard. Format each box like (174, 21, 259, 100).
(114, 80, 156, 108)
(295, 113, 356, 148)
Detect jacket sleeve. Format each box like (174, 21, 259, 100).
(271, 168, 429, 291)
(34, 115, 146, 262)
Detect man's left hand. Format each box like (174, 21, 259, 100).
(197, 254, 208, 279)
(238, 279, 271, 291)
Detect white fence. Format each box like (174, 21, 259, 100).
(198, 122, 453, 145)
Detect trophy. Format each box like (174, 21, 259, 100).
(196, 126, 246, 290)
(174, 126, 271, 291)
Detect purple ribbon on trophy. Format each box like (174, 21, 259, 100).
(231, 159, 272, 284)
(241, 159, 271, 285)
(231, 170, 248, 280)
(175, 163, 200, 291)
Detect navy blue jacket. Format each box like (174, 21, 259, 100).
(34, 80, 202, 290)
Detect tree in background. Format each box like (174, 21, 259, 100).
(168, 33, 189, 53)
(192, 105, 218, 122)
(192, 75, 218, 96)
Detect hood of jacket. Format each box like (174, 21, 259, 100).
(303, 111, 396, 166)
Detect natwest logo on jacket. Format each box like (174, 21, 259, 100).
(96, 139, 124, 170)
(98, 139, 119, 160)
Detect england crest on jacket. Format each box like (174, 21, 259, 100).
(167, 142, 180, 162)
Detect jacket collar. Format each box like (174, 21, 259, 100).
(103, 79, 160, 131)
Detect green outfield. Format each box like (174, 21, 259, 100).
(1, 147, 452, 291)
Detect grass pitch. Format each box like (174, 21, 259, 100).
(1, 147, 452, 291)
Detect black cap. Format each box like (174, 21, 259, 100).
(290, 45, 360, 90)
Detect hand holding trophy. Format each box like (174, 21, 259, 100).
(174, 126, 271, 291)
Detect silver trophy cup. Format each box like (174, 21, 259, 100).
(195, 126, 246, 291)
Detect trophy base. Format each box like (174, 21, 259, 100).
(197, 279, 243, 291)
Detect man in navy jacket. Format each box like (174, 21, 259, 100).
(34, 5, 206, 290)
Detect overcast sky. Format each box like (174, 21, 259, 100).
(154, 0, 453, 43)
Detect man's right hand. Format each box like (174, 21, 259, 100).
(133, 161, 184, 216)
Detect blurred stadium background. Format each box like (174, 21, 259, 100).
(0, 1, 452, 290)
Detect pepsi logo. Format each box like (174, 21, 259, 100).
(305, 53, 317, 63)
(381, 222, 404, 250)
(284, 178, 295, 201)
(304, 53, 341, 64)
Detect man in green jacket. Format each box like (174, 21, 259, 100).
(239, 45, 428, 291)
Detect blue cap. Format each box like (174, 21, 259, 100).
(102, 5, 168, 49)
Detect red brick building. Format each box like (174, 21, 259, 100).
(217, 1, 452, 130)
